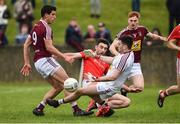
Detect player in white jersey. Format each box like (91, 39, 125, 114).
(46, 35, 134, 117)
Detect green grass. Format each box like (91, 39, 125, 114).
(0, 82, 180, 123)
(6, 0, 168, 45)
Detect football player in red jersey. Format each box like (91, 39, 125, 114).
(110, 11, 167, 95)
(21, 5, 93, 116)
(46, 35, 134, 117)
(157, 24, 180, 108)
(65, 38, 110, 111)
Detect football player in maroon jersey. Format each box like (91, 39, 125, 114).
(21, 5, 93, 116)
(110, 11, 167, 96)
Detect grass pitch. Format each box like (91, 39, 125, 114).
(0, 82, 180, 123)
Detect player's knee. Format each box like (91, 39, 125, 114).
(55, 86, 63, 93)
(55, 89, 61, 94)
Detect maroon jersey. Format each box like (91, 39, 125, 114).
(117, 26, 148, 63)
(29, 20, 53, 62)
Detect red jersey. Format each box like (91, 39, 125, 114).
(29, 19, 53, 62)
(168, 25, 180, 58)
(117, 26, 148, 63)
(80, 51, 110, 78)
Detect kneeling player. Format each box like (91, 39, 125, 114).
(47, 36, 134, 117)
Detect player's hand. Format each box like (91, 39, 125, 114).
(84, 72, 97, 82)
(83, 49, 95, 57)
(64, 55, 74, 64)
(161, 37, 167, 42)
(20, 64, 31, 76)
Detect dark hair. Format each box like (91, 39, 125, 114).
(151, 27, 161, 36)
(118, 35, 133, 49)
(96, 38, 110, 47)
(41, 5, 56, 17)
(96, 38, 110, 55)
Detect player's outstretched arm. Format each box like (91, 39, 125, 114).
(96, 55, 114, 64)
(167, 39, 180, 51)
(95, 69, 121, 82)
(109, 38, 120, 56)
(147, 32, 167, 42)
(65, 52, 82, 59)
(44, 38, 73, 64)
(21, 36, 32, 76)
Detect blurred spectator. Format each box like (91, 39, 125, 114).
(31, 0, 36, 8)
(65, 18, 84, 52)
(166, 0, 180, 34)
(83, 24, 96, 49)
(95, 22, 112, 44)
(15, 23, 29, 45)
(0, 0, 11, 46)
(11, 0, 35, 8)
(0, 32, 8, 46)
(132, 0, 140, 12)
(143, 27, 163, 47)
(151, 28, 161, 36)
(11, 0, 16, 4)
(90, 0, 101, 18)
(14, 0, 34, 33)
(43, 0, 56, 6)
(83, 24, 96, 42)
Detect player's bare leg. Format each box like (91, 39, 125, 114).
(46, 67, 94, 116)
(129, 74, 144, 92)
(33, 67, 87, 116)
(33, 77, 63, 116)
(43, 79, 64, 101)
(166, 75, 180, 95)
(120, 74, 144, 96)
(47, 84, 114, 117)
(107, 94, 131, 109)
(157, 74, 180, 108)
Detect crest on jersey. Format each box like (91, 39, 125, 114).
(131, 40, 141, 51)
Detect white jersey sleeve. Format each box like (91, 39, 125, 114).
(116, 52, 131, 72)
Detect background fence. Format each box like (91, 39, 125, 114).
(0, 45, 177, 85)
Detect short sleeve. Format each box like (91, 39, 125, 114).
(80, 52, 86, 58)
(168, 25, 180, 41)
(116, 53, 130, 72)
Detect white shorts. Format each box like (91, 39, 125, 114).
(128, 63, 143, 78)
(34, 57, 61, 78)
(96, 82, 116, 99)
(176, 58, 180, 75)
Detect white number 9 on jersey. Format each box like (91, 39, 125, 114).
(32, 31, 37, 45)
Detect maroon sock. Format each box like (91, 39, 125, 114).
(37, 103, 45, 111)
(72, 105, 81, 112)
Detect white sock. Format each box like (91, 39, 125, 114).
(40, 101, 46, 106)
(58, 99, 64, 104)
(71, 102, 77, 107)
(96, 103, 100, 107)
